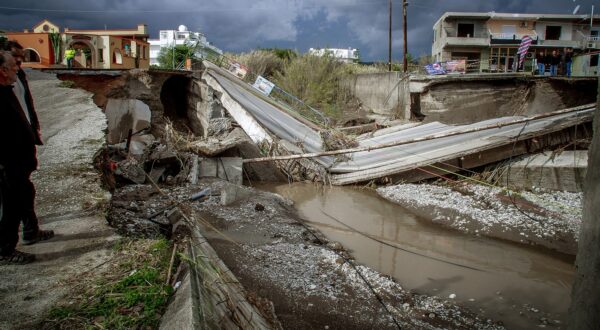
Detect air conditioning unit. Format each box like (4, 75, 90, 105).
(588, 42, 597, 49)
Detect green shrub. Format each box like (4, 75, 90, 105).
(272, 54, 356, 121)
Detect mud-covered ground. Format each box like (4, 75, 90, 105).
(377, 183, 581, 255)
(109, 179, 504, 329)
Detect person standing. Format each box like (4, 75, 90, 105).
(6, 41, 53, 246)
(536, 51, 546, 75)
(550, 50, 560, 76)
(565, 48, 573, 77)
(64, 47, 75, 69)
(0, 50, 52, 265)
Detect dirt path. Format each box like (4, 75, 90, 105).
(0, 70, 118, 329)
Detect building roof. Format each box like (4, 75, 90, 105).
(64, 24, 148, 37)
(435, 11, 600, 27)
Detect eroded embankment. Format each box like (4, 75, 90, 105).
(415, 77, 598, 124)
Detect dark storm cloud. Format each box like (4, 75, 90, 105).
(0, 0, 597, 61)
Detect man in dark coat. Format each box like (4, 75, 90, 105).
(5, 41, 53, 246)
(0, 49, 52, 265)
(549, 50, 561, 76)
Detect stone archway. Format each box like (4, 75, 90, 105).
(68, 40, 95, 68)
(23, 48, 41, 63)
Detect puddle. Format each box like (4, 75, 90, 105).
(256, 182, 574, 329)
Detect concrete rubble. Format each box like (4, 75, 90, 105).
(495, 150, 587, 192)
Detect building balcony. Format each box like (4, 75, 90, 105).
(490, 33, 538, 45)
(444, 36, 489, 47)
(537, 39, 582, 48)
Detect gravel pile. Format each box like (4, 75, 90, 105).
(377, 183, 582, 254)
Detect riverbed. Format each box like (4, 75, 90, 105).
(257, 182, 574, 329)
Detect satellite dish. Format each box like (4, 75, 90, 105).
(573, 5, 580, 14)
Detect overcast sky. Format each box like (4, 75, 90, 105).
(0, 0, 597, 61)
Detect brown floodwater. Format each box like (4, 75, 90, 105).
(256, 182, 575, 329)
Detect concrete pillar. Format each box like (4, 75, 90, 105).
(569, 80, 600, 329)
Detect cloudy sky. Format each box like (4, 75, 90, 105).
(0, 0, 597, 61)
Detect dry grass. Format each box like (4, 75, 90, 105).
(271, 54, 360, 122)
(226, 50, 285, 81)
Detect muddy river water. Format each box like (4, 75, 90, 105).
(256, 182, 574, 329)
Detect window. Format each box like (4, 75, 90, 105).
(457, 23, 475, 38)
(591, 30, 599, 40)
(43, 24, 49, 32)
(113, 48, 122, 64)
(98, 48, 104, 62)
(501, 25, 517, 39)
(591, 54, 598, 67)
(545, 26, 562, 40)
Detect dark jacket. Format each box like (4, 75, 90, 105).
(536, 53, 545, 64)
(550, 54, 561, 66)
(17, 69, 43, 145)
(565, 52, 573, 64)
(0, 84, 38, 172)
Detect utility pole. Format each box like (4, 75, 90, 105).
(403, 0, 408, 73)
(388, 0, 392, 71)
(591, 5, 595, 32)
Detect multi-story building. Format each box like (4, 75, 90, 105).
(5, 19, 150, 69)
(149, 25, 223, 67)
(432, 12, 600, 73)
(308, 47, 359, 63)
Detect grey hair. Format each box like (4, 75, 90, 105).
(0, 50, 13, 69)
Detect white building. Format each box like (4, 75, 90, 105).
(149, 25, 223, 66)
(308, 47, 359, 63)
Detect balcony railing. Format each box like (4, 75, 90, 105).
(445, 37, 490, 47)
(537, 39, 582, 47)
(490, 33, 535, 40)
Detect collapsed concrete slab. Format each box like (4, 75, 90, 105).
(199, 157, 243, 185)
(497, 150, 587, 192)
(202, 62, 331, 183)
(105, 98, 151, 144)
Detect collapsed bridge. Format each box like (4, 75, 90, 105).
(48, 63, 595, 187)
